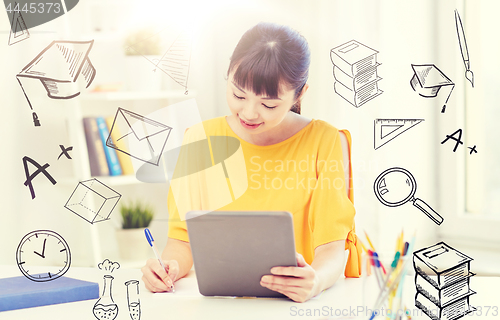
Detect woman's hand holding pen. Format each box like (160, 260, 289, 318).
(260, 253, 320, 303)
(141, 259, 179, 293)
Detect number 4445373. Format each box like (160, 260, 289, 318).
(470, 306, 499, 317)
(6, 2, 61, 14)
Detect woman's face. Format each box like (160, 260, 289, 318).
(226, 72, 298, 135)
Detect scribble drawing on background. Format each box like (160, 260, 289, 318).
(373, 167, 444, 225)
(374, 119, 424, 150)
(98, 259, 120, 273)
(455, 9, 474, 88)
(441, 129, 478, 155)
(106, 108, 173, 166)
(16, 40, 96, 126)
(93, 275, 118, 320)
(441, 129, 464, 152)
(16, 230, 71, 282)
(130, 98, 203, 183)
(23, 156, 57, 199)
(414, 242, 476, 320)
(58, 145, 73, 160)
(330, 40, 382, 107)
(126, 29, 192, 94)
(8, 4, 30, 46)
(410, 64, 455, 113)
(64, 178, 121, 224)
(125, 280, 141, 320)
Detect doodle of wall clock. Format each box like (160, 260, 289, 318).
(16, 230, 71, 282)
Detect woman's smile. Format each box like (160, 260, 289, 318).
(239, 117, 263, 130)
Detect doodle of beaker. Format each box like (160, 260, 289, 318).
(93, 275, 118, 320)
(373, 167, 444, 225)
(125, 280, 141, 320)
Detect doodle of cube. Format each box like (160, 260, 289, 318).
(64, 179, 121, 224)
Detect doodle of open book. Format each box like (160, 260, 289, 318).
(106, 108, 173, 166)
(126, 29, 192, 94)
(16, 40, 96, 125)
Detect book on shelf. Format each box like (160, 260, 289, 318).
(330, 40, 379, 77)
(105, 116, 134, 175)
(83, 117, 110, 177)
(96, 117, 122, 176)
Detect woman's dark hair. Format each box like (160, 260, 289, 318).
(227, 22, 310, 114)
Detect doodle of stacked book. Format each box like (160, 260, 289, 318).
(413, 242, 476, 320)
(330, 40, 382, 107)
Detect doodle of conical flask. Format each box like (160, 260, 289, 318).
(93, 275, 119, 320)
(125, 280, 141, 320)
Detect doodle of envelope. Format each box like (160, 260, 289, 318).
(169, 122, 248, 221)
(17, 40, 96, 102)
(106, 108, 173, 166)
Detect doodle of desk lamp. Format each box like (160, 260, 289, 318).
(374, 167, 444, 225)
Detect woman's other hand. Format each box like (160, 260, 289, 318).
(260, 252, 320, 303)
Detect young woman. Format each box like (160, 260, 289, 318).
(141, 22, 361, 303)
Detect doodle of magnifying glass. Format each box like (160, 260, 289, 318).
(373, 167, 444, 225)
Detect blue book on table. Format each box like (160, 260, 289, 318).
(0, 275, 99, 312)
(96, 117, 123, 176)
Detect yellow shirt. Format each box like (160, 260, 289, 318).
(167, 116, 356, 267)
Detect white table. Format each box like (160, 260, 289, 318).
(1, 265, 498, 320)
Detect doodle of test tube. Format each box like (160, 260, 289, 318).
(125, 280, 141, 320)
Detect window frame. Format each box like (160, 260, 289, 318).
(437, 0, 500, 248)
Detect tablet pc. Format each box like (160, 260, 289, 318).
(185, 211, 297, 298)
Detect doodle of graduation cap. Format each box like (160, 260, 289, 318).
(410, 64, 455, 113)
(16, 40, 96, 124)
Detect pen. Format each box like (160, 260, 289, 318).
(359, 238, 368, 253)
(368, 258, 408, 320)
(364, 231, 387, 274)
(382, 251, 401, 319)
(368, 250, 383, 289)
(145, 228, 175, 292)
(369, 234, 416, 320)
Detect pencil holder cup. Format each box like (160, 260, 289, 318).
(361, 252, 412, 319)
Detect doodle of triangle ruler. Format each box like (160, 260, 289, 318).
(374, 119, 424, 150)
(8, 7, 30, 46)
(152, 31, 192, 94)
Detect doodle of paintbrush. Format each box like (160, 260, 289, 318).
(455, 9, 474, 87)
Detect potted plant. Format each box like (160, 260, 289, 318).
(115, 200, 155, 261)
(123, 27, 163, 91)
